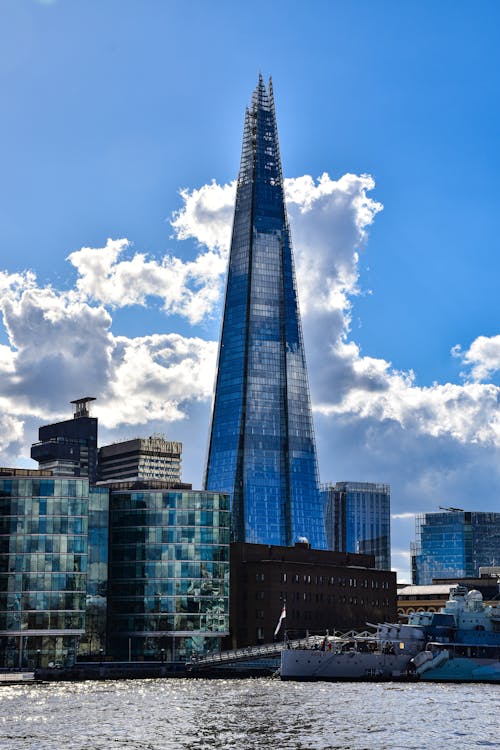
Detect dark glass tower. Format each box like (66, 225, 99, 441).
(31, 398, 98, 485)
(412, 510, 500, 584)
(322, 482, 391, 570)
(204, 76, 326, 549)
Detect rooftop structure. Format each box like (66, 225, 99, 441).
(30, 398, 98, 484)
(98, 436, 182, 484)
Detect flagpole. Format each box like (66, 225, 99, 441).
(283, 598, 286, 644)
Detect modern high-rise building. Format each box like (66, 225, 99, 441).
(322, 482, 391, 570)
(411, 509, 500, 585)
(204, 76, 325, 550)
(0, 470, 90, 668)
(79, 485, 109, 659)
(31, 397, 98, 485)
(107, 485, 230, 662)
(98, 436, 182, 483)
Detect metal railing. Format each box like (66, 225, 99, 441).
(187, 628, 379, 670)
(187, 637, 315, 669)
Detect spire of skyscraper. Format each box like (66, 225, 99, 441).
(204, 77, 326, 549)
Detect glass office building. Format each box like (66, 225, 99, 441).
(204, 75, 325, 549)
(412, 510, 500, 584)
(108, 487, 230, 662)
(31, 398, 98, 485)
(322, 482, 391, 570)
(0, 474, 88, 668)
(79, 486, 109, 658)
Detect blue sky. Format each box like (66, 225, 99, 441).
(2, 0, 500, 580)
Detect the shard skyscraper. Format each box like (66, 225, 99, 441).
(204, 76, 326, 550)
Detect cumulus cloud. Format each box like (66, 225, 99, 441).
(0, 414, 25, 465)
(286, 172, 382, 318)
(169, 172, 383, 322)
(453, 335, 500, 383)
(68, 237, 226, 325)
(171, 180, 236, 253)
(0, 270, 216, 446)
(0, 283, 113, 414)
(101, 333, 217, 428)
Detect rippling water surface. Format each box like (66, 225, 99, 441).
(1, 678, 499, 750)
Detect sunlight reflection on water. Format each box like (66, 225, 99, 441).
(0, 678, 498, 750)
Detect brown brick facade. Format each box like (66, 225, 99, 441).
(226, 542, 397, 648)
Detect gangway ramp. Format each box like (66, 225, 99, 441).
(187, 637, 318, 672)
(187, 629, 377, 673)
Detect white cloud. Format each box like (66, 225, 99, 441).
(0, 282, 113, 416)
(453, 335, 500, 383)
(0, 271, 216, 445)
(100, 333, 217, 428)
(0, 414, 24, 463)
(68, 237, 226, 325)
(2, 170, 495, 461)
(286, 173, 382, 318)
(391, 549, 413, 583)
(171, 180, 236, 253)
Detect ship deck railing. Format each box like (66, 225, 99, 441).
(187, 630, 377, 670)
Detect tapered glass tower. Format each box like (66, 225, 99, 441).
(204, 76, 326, 549)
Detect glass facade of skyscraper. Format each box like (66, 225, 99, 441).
(412, 510, 500, 584)
(108, 488, 230, 662)
(0, 475, 88, 668)
(79, 485, 109, 657)
(204, 76, 325, 549)
(322, 482, 391, 570)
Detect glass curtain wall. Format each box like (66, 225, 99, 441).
(108, 489, 230, 662)
(413, 511, 500, 584)
(78, 486, 109, 658)
(204, 76, 325, 549)
(0, 477, 88, 668)
(322, 482, 391, 570)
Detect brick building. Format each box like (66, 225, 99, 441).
(226, 541, 397, 648)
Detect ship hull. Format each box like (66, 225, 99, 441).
(280, 648, 411, 681)
(420, 656, 500, 683)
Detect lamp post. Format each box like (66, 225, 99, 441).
(36, 649, 41, 670)
(99, 648, 104, 668)
(160, 648, 165, 664)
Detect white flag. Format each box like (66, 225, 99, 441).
(274, 603, 286, 636)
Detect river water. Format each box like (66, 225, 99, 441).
(0, 678, 498, 750)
